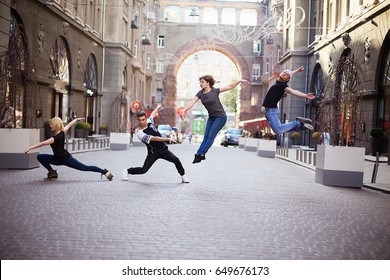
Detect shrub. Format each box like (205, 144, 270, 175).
(370, 127, 384, 137)
(311, 131, 321, 139)
(76, 121, 90, 129)
(291, 131, 301, 138)
(99, 124, 108, 130)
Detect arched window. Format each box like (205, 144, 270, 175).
(378, 34, 390, 141)
(49, 36, 70, 122)
(84, 54, 98, 131)
(0, 10, 39, 128)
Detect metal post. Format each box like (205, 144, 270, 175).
(371, 152, 379, 183)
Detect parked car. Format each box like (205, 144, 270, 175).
(220, 128, 243, 147)
(157, 124, 172, 139)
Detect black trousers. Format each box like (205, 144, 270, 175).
(128, 148, 185, 176)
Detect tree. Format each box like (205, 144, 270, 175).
(221, 85, 238, 113)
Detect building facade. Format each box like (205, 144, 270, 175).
(1, 0, 389, 156)
(0, 0, 158, 138)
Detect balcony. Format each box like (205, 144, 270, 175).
(131, 20, 139, 29)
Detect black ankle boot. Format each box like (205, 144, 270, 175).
(44, 170, 58, 181)
(102, 169, 113, 180)
(192, 154, 202, 164)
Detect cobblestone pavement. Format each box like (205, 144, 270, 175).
(1, 143, 389, 260)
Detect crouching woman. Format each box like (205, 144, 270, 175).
(24, 117, 113, 181)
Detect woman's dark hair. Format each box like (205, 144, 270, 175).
(136, 111, 147, 119)
(199, 75, 215, 87)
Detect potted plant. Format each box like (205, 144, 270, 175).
(99, 124, 108, 135)
(370, 127, 384, 156)
(315, 55, 366, 188)
(75, 121, 91, 138)
(291, 131, 301, 145)
(311, 131, 321, 151)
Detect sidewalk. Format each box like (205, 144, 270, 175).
(276, 147, 390, 194)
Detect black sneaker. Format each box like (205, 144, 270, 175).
(296, 117, 313, 124)
(192, 154, 202, 164)
(301, 123, 314, 130)
(44, 170, 58, 181)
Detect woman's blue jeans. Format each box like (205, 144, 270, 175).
(197, 115, 227, 155)
(265, 108, 301, 134)
(37, 154, 105, 174)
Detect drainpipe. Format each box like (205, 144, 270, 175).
(100, 0, 106, 129)
(304, 0, 312, 146)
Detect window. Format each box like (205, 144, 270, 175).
(184, 7, 199, 23)
(134, 40, 138, 57)
(203, 7, 218, 24)
(156, 60, 164, 73)
(164, 6, 180, 22)
(157, 35, 165, 48)
(146, 53, 151, 70)
(252, 65, 260, 80)
(240, 9, 257, 26)
(253, 40, 261, 55)
(221, 8, 236, 25)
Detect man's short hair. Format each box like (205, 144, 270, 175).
(137, 111, 147, 119)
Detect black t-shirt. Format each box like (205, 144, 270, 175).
(51, 131, 70, 158)
(262, 80, 288, 108)
(136, 118, 168, 154)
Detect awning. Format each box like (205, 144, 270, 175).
(238, 117, 268, 128)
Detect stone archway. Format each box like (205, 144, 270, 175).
(161, 38, 251, 126)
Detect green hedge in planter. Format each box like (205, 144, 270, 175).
(370, 127, 384, 137)
(76, 121, 91, 130)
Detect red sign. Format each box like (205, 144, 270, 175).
(177, 106, 186, 117)
(131, 101, 141, 111)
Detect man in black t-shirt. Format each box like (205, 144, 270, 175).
(122, 105, 189, 183)
(262, 66, 315, 135)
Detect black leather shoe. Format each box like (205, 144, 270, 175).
(192, 154, 202, 164)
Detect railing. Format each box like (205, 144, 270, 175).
(65, 136, 110, 153)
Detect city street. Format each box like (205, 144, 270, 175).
(0, 143, 389, 260)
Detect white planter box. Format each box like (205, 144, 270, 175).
(0, 129, 40, 169)
(257, 139, 277, 158)
(244, 138, 259, 152)
(131, 133, 144, 147)
(238, 137, 246, 148)
(315, 145, 365, 188)
(109, 132, 130, 150)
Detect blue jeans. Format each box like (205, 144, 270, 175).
(265, 108, 301, 135)
(197, 115, 227, 155)
(37, 154, 105, 174)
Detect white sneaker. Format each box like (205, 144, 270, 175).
(121, 169, 129, 181)
(181, 175, 190, 183)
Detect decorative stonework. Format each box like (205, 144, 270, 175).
(341, 32, 351, 47)
(37, 24, 45, 53)
(63, 21, 69, 35)
(328, 56, 334, 76)
(314, 51, 320, 62)
(364, 37, 371, 65)
(77, 47, 82, 68)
